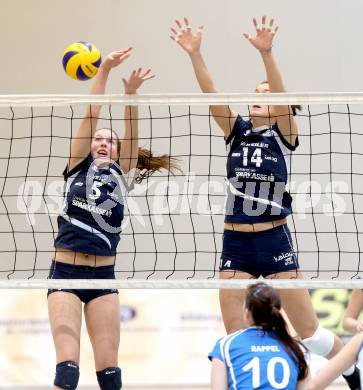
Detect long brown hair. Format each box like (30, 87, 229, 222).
(245, 282, 308, 380)
(101, 128, 181, 184)
(134, 147, 181, 184)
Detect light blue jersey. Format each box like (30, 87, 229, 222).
(209, 327, 299, 390)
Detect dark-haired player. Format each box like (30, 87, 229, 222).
(209, 282, 309, 389)
(171, 16, 360, 389)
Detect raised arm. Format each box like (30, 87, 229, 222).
(119, 68, 155, 173)
(68, 48, 132, 171)
(244, 16, 298, 146)
(343, 289, 363, 334)
(170, 17, 237, 137)
(305, 333, 363, 390)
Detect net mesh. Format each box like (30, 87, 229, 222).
(0, 93, 363, 288)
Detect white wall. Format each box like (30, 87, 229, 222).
(2, 0, 363, 94)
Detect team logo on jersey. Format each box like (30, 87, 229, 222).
(274, 251, 295, 266)
(263, 129, 274, 137)
(223, 260, 232, 268)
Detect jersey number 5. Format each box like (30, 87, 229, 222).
(89, 181, 103, 200)
(242, 356, 290, 389)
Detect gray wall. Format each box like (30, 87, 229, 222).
(1, 0, 363, 94)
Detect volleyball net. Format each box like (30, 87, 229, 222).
(0, 92, 362, 289)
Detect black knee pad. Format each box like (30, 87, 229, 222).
(54, 360, 80, 390)
(96, 367, 122, 390)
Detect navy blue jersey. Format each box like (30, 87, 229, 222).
(209, 327, 300, 390)
(225, 115, 298, 224)
(54, 155, 127, 256)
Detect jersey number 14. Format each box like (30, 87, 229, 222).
(242, 147, 263, 168)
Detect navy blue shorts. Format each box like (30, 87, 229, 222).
(47, 260, 119, 304)
(220, 224, 299, 277)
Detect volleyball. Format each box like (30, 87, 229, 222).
(62, 41, 102, 81)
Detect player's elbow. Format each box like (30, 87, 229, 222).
(342, 316, 358, 334)
(342, 316, 350, 332)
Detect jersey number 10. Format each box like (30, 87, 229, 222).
(242, 356, 290, 389)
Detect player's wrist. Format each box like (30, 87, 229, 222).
(189, 50, 202, 58)
(259, 46, 273, 55)
(99, 63, 112, 72)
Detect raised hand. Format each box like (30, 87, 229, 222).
(170, 17, 204, 55)
(101, 48, 133, 71)
(243, 16, 278, 53)
(122, 68, 155, 94)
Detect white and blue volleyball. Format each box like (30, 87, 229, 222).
(62, 41, 102, 81)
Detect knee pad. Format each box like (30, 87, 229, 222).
(301, 325, 335, 357)
(54, 361, 80, 390)
(96, 367, 122, 390)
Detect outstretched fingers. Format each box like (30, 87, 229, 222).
(122, 67, 155, 94)
(253, 17, 260, 33)
(170, 26, 181, 42)
(244, 16, 279, 44)
(130, 67, 155, 81)
(251, 16, 278, 34)
(183, 17, 191, 31)
(268, 17, 274, 31)
(170, 17, 196, 42)
(243, 32, 251, 40)
(170, 17, 203, 54)
(196, 25, 204, 36)
(140, 68, 155, 80)
(114, 47, 133, 55)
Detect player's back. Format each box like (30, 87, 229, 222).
(209, 326, 299, 389)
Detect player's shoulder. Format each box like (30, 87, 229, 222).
(217, 327, 254, 348)
(215, 328, 241, 342)
(65, 154, 93, 179)
(225, 115, 252, 146)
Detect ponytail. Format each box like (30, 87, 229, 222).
(135, 147, 181, 184)
(291, 105, 302, 116)
(99, 128, 181, 184)
(269, 305, 308, 380)
(246, 283, 308, 380)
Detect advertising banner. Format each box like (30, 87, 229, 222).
(0, 288, 360, 386)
